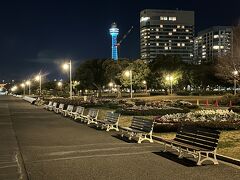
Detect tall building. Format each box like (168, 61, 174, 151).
(109, 23, 119, 61)
(194, 26, 233, 64)
(140, 9, 195, 63)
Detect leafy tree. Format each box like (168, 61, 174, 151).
(74, 59, 107, 96)
(119, 59, 150, 89)
(148, 55, 185, 92)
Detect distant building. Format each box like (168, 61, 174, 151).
(194, 26, 233, 64)
(140, 9, 195, 63)
(109, 23, 119, 61)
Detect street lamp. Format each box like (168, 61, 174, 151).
(20, 83, 26, 96)
(125, 70, 133, 98)
(233, 70, 238, 95)
(11, 86, 18, 92)
(57, 81, 63, 90)
(26, 80, 31, 95)
(62, 60, 72, 99)
(166, 75, 174, 95)
(142, 80, 147, 93)
(108, 82, 114, 94)
(35, 74, 42, 96)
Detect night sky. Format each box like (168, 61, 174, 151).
(0, 0, 239, 82)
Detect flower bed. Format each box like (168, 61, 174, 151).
(154, 109, 240, 132)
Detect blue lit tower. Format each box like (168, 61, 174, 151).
(109, 22, 119, 61)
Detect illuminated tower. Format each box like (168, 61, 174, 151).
(109, 22, 119, 61)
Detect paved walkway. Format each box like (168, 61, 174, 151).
(0, 96, 239, 180)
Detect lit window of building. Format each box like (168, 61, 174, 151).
(164, 46, 168, 50)
(177, 43, 181, 47)
(173, 29, 176, 32)
(169, 32, 172, 36)
(186, 29, 189, 32)
(169, 17, 177, 21)
(182, 43, 185, 46)
(214, 35, 219, 38)
(186, 36, 189, 39)
(182, 26, 185, 29)
(156, 36, 159, 39)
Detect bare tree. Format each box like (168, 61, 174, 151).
(215, 26, 240, 83)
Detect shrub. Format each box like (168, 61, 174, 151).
(149, 91, 166, 96)
(116, 107, 190, 116)
(176, 91, 190, 96)
(220, 93, 240, 106)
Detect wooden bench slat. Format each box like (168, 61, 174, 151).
(176, 134, 218, 148)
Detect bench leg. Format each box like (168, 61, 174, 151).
(178, 148, 184, 159)
(197, 151, 219, 166)
(163, 143, 167, 152)
(106, 124, 119, 132)
(137, 134, 153, 144)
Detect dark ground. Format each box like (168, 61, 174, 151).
(0, 96, 239, 180)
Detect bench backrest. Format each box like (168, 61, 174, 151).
(58, 103, 64, 109)
(88, 109, 99, 119)
(52, 102, 57, 107)
(75, 106, 84, 114)
(175, 125, 220, 151)
(66, 105, 74, 112)
(130, 117, 155, 133)
(105, 112, 120, 124)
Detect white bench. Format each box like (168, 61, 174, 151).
(96, 112, 120, 131)
(23, 96, 37, 104)
(80, 109, 99, 124)
(49, 102, 57, 111)
(70, 106, 85, 120)
(44, 101, 52, 110)
(62, 105, 74, 117)
(121, 117, 155, 143)
(54, 103, 64, 114)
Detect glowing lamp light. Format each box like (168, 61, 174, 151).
(57, 82, 63, 87)
(142, 80, 146, 85)
(35, 75, 40, 81)
(62, 63, 69, 70)
(26, 81, 31, 85)
(233, 70, 238, 76)
(108, 82, 114, 87)
(166, 75, 173, 81)
(124, 70, 131, 77)
(21, 83, 25, 88)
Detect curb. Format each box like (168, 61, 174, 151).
(152, 135, 240, 167)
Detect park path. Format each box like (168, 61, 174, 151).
(0, 95, 239, 180)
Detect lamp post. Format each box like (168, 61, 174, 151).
(108, 82, 113, 92)
(26, 80, 31, 95)
(233, 70, 238, 95)
(125, 70, 133, 98)
(62, 60, 72, 99)
(142, 80, 147, 93)
(166, 75, 174, 95)
(35, 74, 42, 96)
(20, 83, 26, 96)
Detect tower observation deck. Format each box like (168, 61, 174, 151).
(109, 23, 119, 61)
